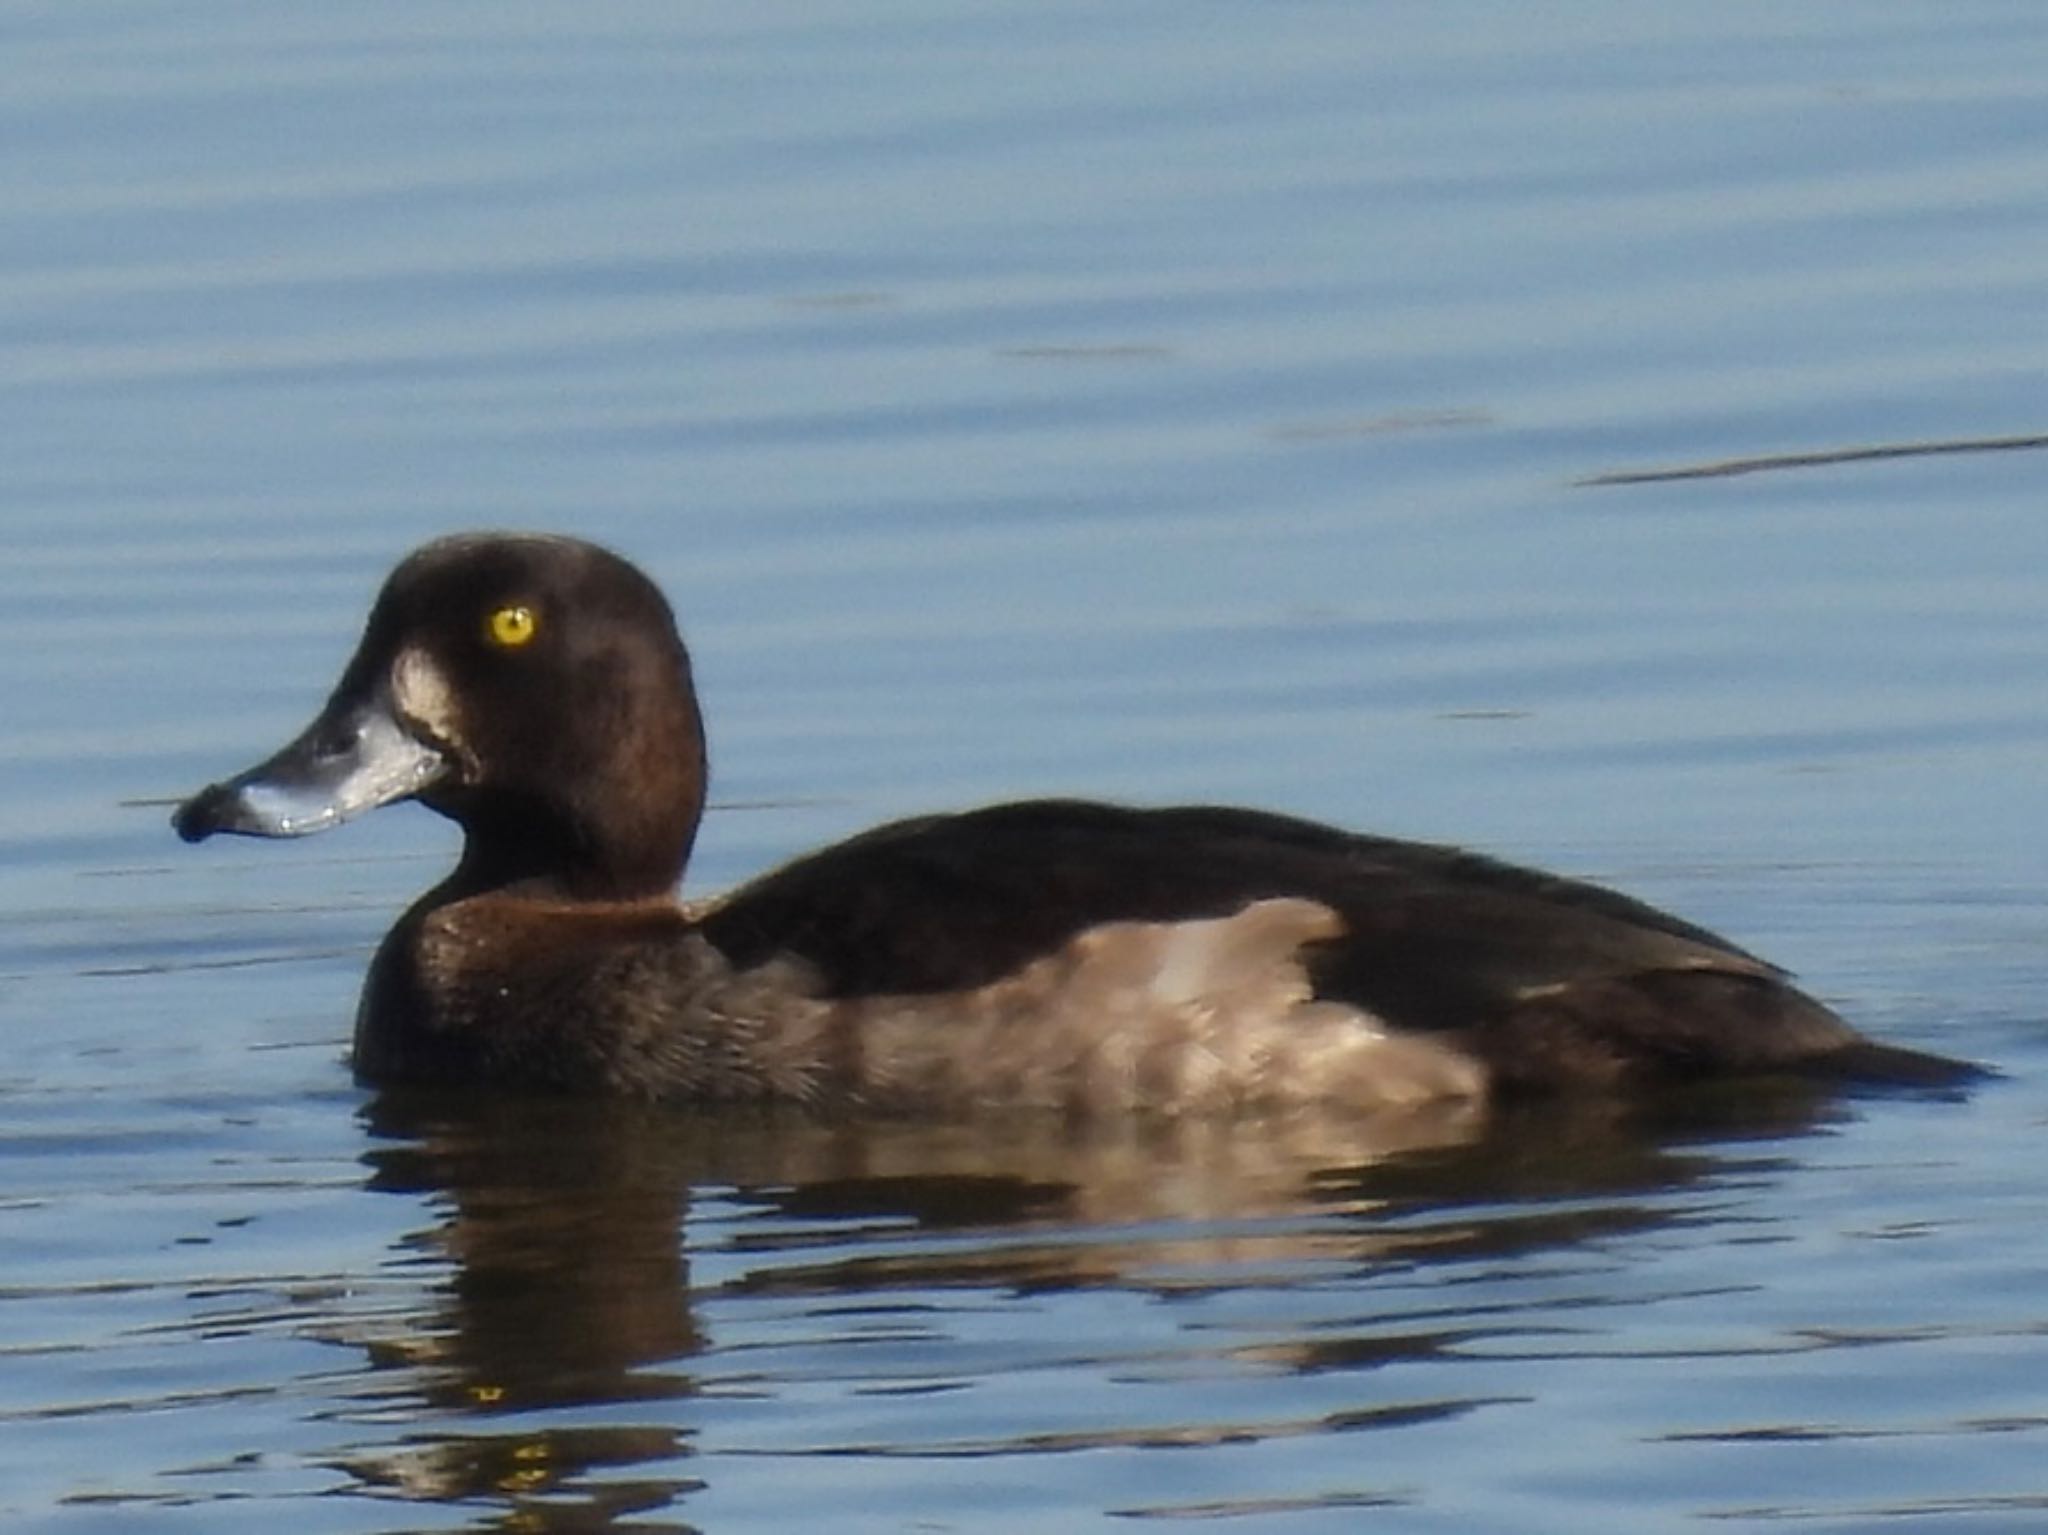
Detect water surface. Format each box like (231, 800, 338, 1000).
(5, 3, 2048, 1530)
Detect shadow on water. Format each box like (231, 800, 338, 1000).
(335, 1079, 1866, 1527)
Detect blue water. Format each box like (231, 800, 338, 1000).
(6, 3, 2048, 1529)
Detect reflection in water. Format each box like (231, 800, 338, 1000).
(337, 1082, 1855, 1528)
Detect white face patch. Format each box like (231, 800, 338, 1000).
(390, 646, 464, 751)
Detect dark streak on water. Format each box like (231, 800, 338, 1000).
(1579, 430, 2048, 486)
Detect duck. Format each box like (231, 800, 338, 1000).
(173, 532, 1976, 1112)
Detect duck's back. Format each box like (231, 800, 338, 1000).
(698, 799, 1958, 1095)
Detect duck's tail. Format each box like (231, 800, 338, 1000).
(1815, 1037, 1991, 1093)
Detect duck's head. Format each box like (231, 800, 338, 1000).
(174, 533, 707, 899)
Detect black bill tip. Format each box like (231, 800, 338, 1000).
(172, 782, 237, 843)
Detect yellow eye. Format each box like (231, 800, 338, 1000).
(485, 604, 538, 649)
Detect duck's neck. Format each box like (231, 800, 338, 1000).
(444, 787, 703, 903)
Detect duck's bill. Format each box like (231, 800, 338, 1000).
(173, 690, 447, 842)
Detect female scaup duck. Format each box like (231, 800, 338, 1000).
(174, 533, 1975, 1111)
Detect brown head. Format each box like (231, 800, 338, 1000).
(174, 533, 709, 900)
